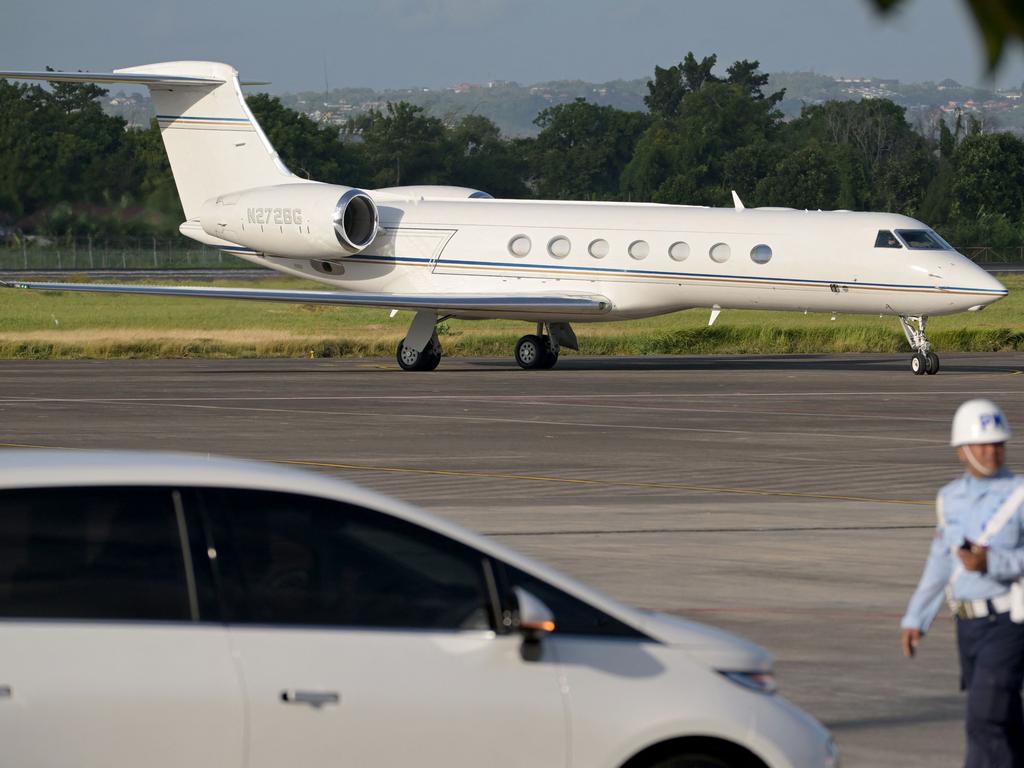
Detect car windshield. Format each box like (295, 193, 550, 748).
(896, 229, 949, 250)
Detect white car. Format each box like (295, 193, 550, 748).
(0, 450, 837, 768)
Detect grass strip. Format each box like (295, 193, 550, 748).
(0, 275, 1020, 359)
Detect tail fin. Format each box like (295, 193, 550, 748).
(0, 61, 298, 220)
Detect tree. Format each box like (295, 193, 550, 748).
(755, 144, 840, 210)
(527, 99, 650, 199)
(0, 76, 142, 234)
(787, 99, 934, 214)
(624, 57, 784, 206)
(122, 120, 181, 224)
(246, 93, 362, 185)
(951, 132, 1024, 221)
(357, 102, 448, 188)
(643, 53, 720, 119)
(445, 114, 529, 198)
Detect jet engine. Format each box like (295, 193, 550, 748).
(200, 182, 380, 257)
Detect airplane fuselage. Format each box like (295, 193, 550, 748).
(220, 192, 1006, 322)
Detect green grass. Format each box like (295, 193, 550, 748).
(0, 275, 1021, 359)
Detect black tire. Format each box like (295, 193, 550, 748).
(911, 352, 926, 375)
(539, 345, 559, 369)
(925, 351, 940, 375)
(420, 347, 442, 371)
(515, 335, 546, 369)
(393, 342, 421, 370)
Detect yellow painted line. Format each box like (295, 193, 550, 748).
(278, 459, 931, 506)
(0, 441, 75, 450)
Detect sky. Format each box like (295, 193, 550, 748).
(3, 0, 1023, 93)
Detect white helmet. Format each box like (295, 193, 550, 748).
(950, 399, 1012, 447)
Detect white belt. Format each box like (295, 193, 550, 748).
(956, 593, 1013, 620)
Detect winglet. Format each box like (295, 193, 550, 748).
(731, 190, 745, 210)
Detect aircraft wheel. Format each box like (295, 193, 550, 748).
(515, 335, 546, 369)
(925, 351, 940, 375)
(420, 346, 442, 371)
(911, 352, 926, 375)
(397, 341, 439, 371)
(539, 345, 559, 369)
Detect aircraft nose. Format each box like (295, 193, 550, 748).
(961, 260, 1008, 309)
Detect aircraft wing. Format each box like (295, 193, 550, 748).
(0, 280, 612, 316)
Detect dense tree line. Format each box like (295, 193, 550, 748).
(3, 54, 1024, 249)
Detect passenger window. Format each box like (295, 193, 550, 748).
(0, 487, 191, 621)
(202, 489, 493, 631)
(501, 564, 648, 639)
(874, 230, 902, 249)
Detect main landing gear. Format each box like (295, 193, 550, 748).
(394, 314, 579, 372)
(899, 315, 940, 376)
(514, 322, 578, 370)
(395, 310, 444, 371)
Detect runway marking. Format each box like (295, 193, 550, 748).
(1, 387, 1022, 403)
(279, 459, 933, 506)
(498, 399, 955, 423)
(0, 441, 70, 450)
(0, 441, 932, 504)
(488, 524, 933, 536)
(0, 398, 951, 444)
(679, 606, 905, 621)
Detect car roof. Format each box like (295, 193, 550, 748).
(0, 449, 652, 635)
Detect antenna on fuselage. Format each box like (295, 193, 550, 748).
(731, 190, 745, 210)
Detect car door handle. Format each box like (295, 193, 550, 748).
(280, 689, 340, 708)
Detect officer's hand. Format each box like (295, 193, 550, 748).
(901, 628, 922, 658)
(958, 545, 988, 573)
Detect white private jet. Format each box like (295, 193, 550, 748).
(0, 61, 1008, 374)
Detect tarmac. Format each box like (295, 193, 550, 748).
(3, 351, 1024, 767)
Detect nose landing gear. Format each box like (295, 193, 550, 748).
(900, 315, 940, 375)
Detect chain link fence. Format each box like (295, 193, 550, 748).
(0, 237, 252, 270)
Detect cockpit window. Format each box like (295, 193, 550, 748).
(875, 230, 902, 249)
(896, 229, 949, 250)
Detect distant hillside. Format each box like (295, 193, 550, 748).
(102, 71, 1024, 138)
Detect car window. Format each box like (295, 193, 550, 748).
(200, 489, 493, 631)
(0, 487, 191, 621)
(502, 564, 648, 639)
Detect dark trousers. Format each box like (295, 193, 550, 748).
(958, 612, 1024, 768)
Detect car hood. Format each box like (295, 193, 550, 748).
(638, 611, 774, 672)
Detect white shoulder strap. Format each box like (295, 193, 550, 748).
(947, 482, 1024, 596)
(977, 483, 1024, 547)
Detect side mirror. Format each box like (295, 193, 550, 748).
(514, 587, 555, 662)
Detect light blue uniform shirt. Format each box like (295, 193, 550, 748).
(901, 468, 1024, 631)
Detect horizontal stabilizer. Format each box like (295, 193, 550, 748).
(1, 281, 612, 316)
(0, 69, 223, 86)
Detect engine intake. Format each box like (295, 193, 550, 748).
(333, 189, 379, 253)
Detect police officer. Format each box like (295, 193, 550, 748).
(902, 398, 1024, 768)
